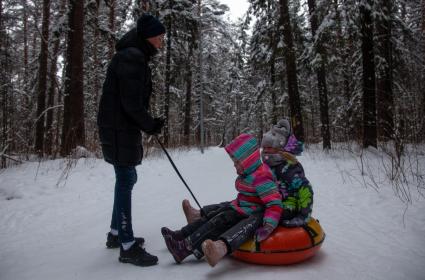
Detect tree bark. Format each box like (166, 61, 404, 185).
(0, 0, 6, 167)
(163, 0, 173, 146)
(270, 31, 278, 125)
(307, 0, 331, 149)
(360, 0, 377, 148)
(45, 0, 66, 156)
(61, 0, 85, 156)
(22, 0, 28, 86)
(93, 0, 101, 104)
(183, 42, 194, 146)
(421, 0, 425, 138)
(375, 0, 394, 141)
(268, 2, 278, 125)
(422, 0, 425, 34)
(31, 1, 40, 61)
(108, 0, 116, 59)
(278, 0, 305, 141)
(35, 0, 51, 156)
(45, 38, 60, 156)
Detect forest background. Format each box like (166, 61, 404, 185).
(0, 0, 424, 198)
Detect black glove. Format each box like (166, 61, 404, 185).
(146, 118, 165, 135)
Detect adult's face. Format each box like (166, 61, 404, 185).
(147, 34, 165, 49)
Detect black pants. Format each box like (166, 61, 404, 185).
(219, 212, 262, 252)
(180, 203, 263, 257)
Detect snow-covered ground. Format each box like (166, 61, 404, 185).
(1, 147, 424, 280)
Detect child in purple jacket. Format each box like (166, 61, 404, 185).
(261, 118, 314, 227)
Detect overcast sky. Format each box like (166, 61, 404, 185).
(219, 0, 250, 21)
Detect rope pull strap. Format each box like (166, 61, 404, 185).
(155, 136, 205, 216)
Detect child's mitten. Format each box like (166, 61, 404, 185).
(255, 224, 275, 242)
(281, 216, 306, 227)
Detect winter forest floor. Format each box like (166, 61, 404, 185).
(0, 146, 424, 280)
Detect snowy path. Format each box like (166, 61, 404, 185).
(0, 148, 424, 280)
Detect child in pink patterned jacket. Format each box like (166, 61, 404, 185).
(161, 134, 282, 266)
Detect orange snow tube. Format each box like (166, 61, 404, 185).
(233, 218, 325, 265)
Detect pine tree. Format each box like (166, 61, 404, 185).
(34, 0, 51, 156)
(22, 0, 29, 88)
(0, 0, 424, 163)
(307, 0, 331, 149)
(106, 0, 116, 59)
(375, 0, 394, 141)
(360, 0, 377, 148)
(421, 0, 425, 138)
(0, 0, 6, 167)
(45, 0, 66, 156)
(61, 0, 85, 156)
(278, 0, 304, 141)
(162, 0, 173, 147)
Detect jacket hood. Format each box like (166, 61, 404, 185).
(261, 119, 291, 149)
(115, 28, 157, 58)
(225, 134, 262, 176)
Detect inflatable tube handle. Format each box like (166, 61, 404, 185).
(255, 240, 261, 252)
(302, 225, 318, 246)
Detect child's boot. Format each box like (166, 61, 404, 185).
(182, 199, 201, 223)
(161, 226, 185, 240)
(161, 227, 192, 263)
(202, 239, 228, 267)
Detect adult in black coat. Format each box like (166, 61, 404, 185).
(97, 14, 165, 267)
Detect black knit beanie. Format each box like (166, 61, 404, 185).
(137, 14, 166, 39)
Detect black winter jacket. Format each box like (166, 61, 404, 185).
(97, 28, 157, 166)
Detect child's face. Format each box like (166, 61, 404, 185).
(262, 147, 281, 154)
(230, 155, 244, 175)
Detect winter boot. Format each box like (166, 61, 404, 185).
(106, 232, 145, 249)
(118, 242, 158, 266)
(161, 227, 185, 240)
(202, 239, 228, 267)
(161, 227, 192, 263)
(182, 199, 201, 224)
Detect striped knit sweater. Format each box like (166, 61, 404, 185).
(225, 134, 283, 230)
